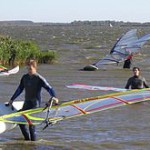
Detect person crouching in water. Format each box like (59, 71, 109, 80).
(125, 67, 149, 89)
(8, 59, 59, 141)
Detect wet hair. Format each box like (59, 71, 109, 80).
(26, 59, 37, 69)
(132, 67, 140, 71)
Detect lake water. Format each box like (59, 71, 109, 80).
(0, 62, 150, 150)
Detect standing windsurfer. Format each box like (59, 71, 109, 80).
(8, 59, 59, 141)
(125, 67, 149, 89)
(123, 53, 133, 69)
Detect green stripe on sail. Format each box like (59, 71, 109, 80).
(0, 88, 150, 124)
(25, 114, 44, 121)
(0, 64, 7, 70)
(0, 119, 40, 125)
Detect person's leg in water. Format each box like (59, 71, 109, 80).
(29, 125, 36, 141)
(20, 103, 37, 141)
(19, 124, 30, 140)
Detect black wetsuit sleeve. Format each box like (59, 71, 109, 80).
(47, 87, 56, 97)
(143, 78, 149, 88)
(125, 78, 131, 89)
(10, 77, 24, 101)
(41, 78, 56, 97)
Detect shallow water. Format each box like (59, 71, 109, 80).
(0, 62, 150, 150)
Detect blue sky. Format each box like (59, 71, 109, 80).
(0, 0, 149, 23)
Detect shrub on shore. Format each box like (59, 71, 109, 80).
(38, 50, 57, 64)
(0, 35, 57, 66)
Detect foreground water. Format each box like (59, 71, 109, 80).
(0, 62, 150, 150)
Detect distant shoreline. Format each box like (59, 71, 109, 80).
(0, 20, 150, 27)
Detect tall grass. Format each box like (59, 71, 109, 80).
(0, 35, 57, 66)
(38, 50, 57, 64)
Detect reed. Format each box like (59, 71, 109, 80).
(0, 35, 57, 66)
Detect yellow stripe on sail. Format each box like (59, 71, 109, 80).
(0, 88, 150, 124)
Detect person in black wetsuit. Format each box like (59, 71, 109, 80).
(125, 67, 149, 89)
(8, 59, 59, 141)
(123, 54, 133, 69)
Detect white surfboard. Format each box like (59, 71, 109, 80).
(0, 101, 23, 134)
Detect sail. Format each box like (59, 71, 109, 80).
(127, 33, 150, 48)
(0, 65, 19, 76)
(0, 65, 7, 71)
(0, 101, 24, 134)
(0, 88, 150, 126)
(66, 83, 127, 92)
(94, 29, 150, 67)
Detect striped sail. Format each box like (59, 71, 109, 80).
(94, 29, 150, 67)
(0, 89, 150, 126)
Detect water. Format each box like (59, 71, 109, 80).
(0, 62, 150, 150)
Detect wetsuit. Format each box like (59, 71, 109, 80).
(125, 75, 149, 89)
(10, 73, 56, 141)
(123, 55, 132, 69)
(123, 59, 131, 69)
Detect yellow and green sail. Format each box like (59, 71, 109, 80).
(0, 88, 150, 126)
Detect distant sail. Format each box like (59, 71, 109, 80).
(0, 65, 7, 71)
(109, 23, 113, 28)
(66, 83, 127, 92)
(95, 29, 139, 66)
(83, 29, 150, 70)
(0, 65, 19, 76)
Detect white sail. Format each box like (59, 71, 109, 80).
(94, 29, 150, 67)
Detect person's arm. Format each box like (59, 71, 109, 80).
(125, 78, 131, 89)
(143, 78, 149, 88)
(9, 77, 24, 105)
(42, 81, 56, 97)
(41, 76, 59, 105)
(45, 85, 59, 105)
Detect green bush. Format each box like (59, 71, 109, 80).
(0, 35, 57, 66)
(38, 50, 57, 64)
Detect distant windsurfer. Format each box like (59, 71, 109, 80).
(8, 59, 59, 141)
(123, 53, 133, 69)
(125, 67, 149, 89)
